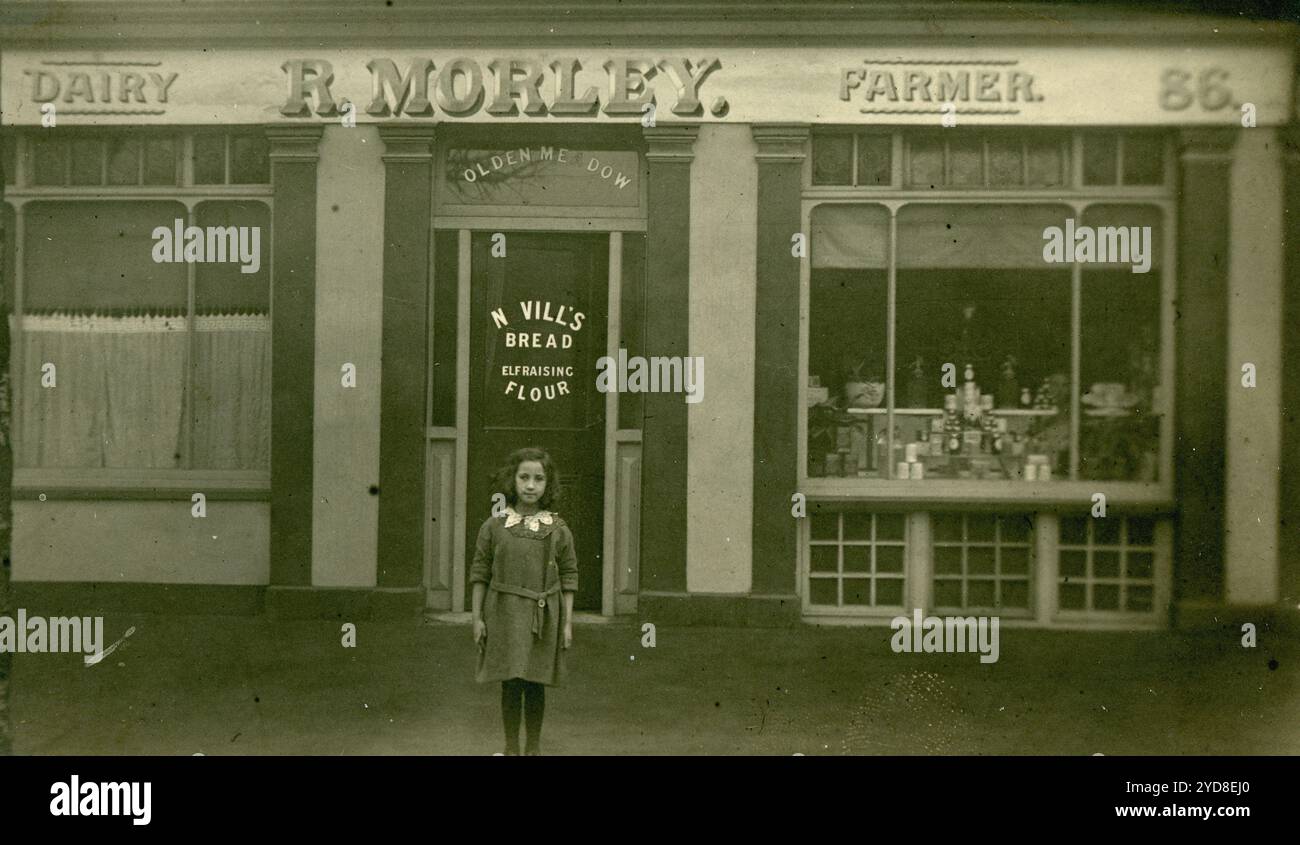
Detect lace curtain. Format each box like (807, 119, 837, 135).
(14, 311, 269, 470)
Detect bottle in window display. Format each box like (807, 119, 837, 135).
(962, 364, 980, 423)
(996, 355, 1020, 408)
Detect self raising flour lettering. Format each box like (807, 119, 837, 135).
(890, 609, 1000, 663)
(491, 300, 585, 403)
(596, 349, 705, 405)
(1041, 218, 1152, 274)
(152, 219, 261, 274)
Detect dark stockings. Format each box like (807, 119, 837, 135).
(501, 679, 545, 754)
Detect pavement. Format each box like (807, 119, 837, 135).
(10, 613, 1298, 755)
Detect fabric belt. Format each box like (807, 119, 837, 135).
(488, 581, 561, 638)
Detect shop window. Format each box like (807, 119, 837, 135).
(27, 133, 181, 188)
(1083, 132, 1166, 187)
(16, 199, 270, 472)
(932, 513, 1033, 613)
(1058, 515, 1158, 613)
(807, 204, 888, 479)
(808, 509, 907, 608)
(1079, 205, 1165, 481)
(903, 131, 1068, 189)
(192, 132, 270, 186)
(812, 132, 894, 187)
(19, 201, 188, 469)
(188, 201, 271, 470)
(807, 193, 1169, 485)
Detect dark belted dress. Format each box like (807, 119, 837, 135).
(470, 509, 579, 686)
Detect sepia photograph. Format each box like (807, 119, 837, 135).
(0, 0, 1296, 803)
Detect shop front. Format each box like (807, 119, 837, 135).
(1, 2, 1296, 630)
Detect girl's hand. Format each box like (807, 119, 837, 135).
(563, 622, 573, 650)
(473, 618, 487, 645)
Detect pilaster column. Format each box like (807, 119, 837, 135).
(376, 125, 436, 589)
(639, 124, 697, 595)
(1174, 128, 1235, 603)
(750, 124, 808, 596)
(268, 125, 324, 587)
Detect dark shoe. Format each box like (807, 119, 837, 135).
(524, 747, 541, 756)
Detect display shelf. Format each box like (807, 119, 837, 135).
(844, 407, 1060, 416)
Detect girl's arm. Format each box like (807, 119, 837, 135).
(472, 582, 486, 621)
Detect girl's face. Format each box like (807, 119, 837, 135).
(514, 460, 547, 509)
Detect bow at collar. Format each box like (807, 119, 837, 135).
(503, 507, 554, 534)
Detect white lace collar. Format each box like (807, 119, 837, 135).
(503, 507, 554, 533)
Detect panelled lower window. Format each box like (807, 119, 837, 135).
(932, 512, 1033, 614)
(7, 130, 272, 474)
(808, 510, 906, 608)
(1059, 515, 1157, 613)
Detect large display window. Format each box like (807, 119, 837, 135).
(4, 129, 272, 488)
(803, 129, 1173, 497)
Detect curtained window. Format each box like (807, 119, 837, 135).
(16, 199, 271, 472)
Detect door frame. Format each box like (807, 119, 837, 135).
(429, 220, 645, 617)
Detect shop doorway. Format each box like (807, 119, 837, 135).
(464, 231, 608, 612)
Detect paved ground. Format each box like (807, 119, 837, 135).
(10, 613, 1298, 755)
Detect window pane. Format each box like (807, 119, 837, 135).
(24, 201, 188, 310)
(193, 201, 270, 302)
(107, 136, 141, 185)
(988, 139, 1023, 186)
(19, 201, 189, 470)
(70, 138, 103, 185)
(1122, 133, 1165, 185)
(1026, 139, 1063, 187)
(808, 205, 889, 478)
(142, 136, 177, 185)
(192, 133, 226, 184)
(1079, 205, 1164, 482)
(1083, 133, 1118, 186)
(230, 133, 270, 183)
(948, 136, 982, 186)
(856, 134, 892, 186)
(31, 136, 67, 185)
(1, 133, 14, 185)
(896, 205, 1073, 481)
(190, 201, 272, 471)
(907, 134, 943, 187)
(812, 134, 853, 185)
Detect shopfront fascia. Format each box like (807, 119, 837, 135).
(1, 17, 1296, 623)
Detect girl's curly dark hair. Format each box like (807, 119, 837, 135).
(493, 446, 561, 511)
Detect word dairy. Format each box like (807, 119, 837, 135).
(1042, 218, 1153, 274)
(50, 776, 151, 826)
(152, 219, 262, 274)
(0, 609, 103, 656)
(889, 609, 1000, 663)
(596, 349, 704, 404)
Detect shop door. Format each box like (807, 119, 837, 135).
(466, 231, 607, 612)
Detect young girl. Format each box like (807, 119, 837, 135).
(470, 447, 578, 756)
